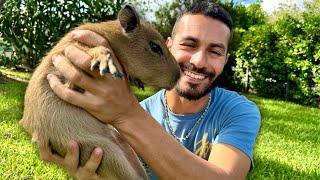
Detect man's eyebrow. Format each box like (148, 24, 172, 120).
(182, 36, 226, 51)
(182, 36, 198, 42)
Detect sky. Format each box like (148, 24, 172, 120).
(232, 0, 304, 13)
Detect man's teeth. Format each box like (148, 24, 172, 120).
(184, 70, 206, 80)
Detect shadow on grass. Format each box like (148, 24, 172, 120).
(248, 157, 319, 180)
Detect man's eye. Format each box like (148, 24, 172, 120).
(209, 50, 222, 55)
(181, 43, 194, 47)
(180, 43, 196, 50)
(149, 41, 163, 55)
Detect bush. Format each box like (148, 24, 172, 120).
(235, 13, 320, 106)
(0, 0, 125, 68)
(0, 40, 15, 67)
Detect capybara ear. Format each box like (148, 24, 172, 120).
(118, 4, 140, 33)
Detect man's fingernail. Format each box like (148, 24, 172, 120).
(52, 54, 59, 64)
(95, 148, 102, 155)
(69, 140, 77, 149)
(47, 74, 53, 80)
(71, 30, 78, 38)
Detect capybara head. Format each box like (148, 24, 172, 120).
(114, 5, 180, 90)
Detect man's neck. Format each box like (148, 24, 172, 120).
(165, 89, 210, 114)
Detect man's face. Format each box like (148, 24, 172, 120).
(166, 14, 230, 100)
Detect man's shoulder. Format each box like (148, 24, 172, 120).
(210, 88, 261, 164)
(214, 87, 244, 100)
(213, 87, 260, 116)
(214, 87, 256, 105)
(139, 89, 164, 110)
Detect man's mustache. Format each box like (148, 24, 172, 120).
(179, 63, 215, 79)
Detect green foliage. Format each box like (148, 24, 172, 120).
(235, 11, 320, 106)
(1, 0, 318, 106)
(153, 2, 178, 38)
(304, 0, 320, 15)
(152, 0, 202, 38)
(0, 40, 15, 67)
(0, 0, 125, 68)
(221, 2, 266, 90)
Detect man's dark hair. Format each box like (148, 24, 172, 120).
(172, 1, 233, 39)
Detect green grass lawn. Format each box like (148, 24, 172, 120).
(246, 95, 320, 179)
(0, 79, 319, 179)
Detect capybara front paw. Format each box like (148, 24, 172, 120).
(88, 46, 124, 79)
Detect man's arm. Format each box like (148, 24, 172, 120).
(209, 144, 251, 178)
(114, 107, 251, 179)
(43, 30, 250, 179)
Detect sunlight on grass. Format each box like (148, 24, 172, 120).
(131, 85, 159, 102)
(0, 67, 32, 81)
(0, 82, 69, 179)
(246, 95, 320, 179)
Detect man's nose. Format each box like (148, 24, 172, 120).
(190, 50, 207, 68)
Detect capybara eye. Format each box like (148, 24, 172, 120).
(149, 41, 163, 55)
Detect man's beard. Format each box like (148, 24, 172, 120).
(175, 63, 216, 100)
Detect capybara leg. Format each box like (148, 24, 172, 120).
(88, 46, 124, 78)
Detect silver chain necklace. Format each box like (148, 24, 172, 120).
(164, 92, 212, 143)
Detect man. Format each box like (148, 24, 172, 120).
(41, 2, 261, 179)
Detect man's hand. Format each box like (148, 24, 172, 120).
(38, 140, 103, 179)
(47, 30, 142, 126)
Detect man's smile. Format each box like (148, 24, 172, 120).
(179, 63, 215, 85)
(183, 68, 207, 81)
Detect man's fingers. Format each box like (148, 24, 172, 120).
(47, 73, 92, 108)
(71, 30, 109, 47)
(64, 45, 101, 79)
(51, 54, 102, 93)
(37, 141, 64, 165)
(81, 147, 103, 173)
(64, 140, 80, 175)
(64, 45, 92, 71)
(65, 140, 79, 167)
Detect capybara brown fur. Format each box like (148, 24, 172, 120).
(20, 5, 180, 179)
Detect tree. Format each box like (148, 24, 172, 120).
(0, 0, 125, 68)
(303, 0, 320, 14)
(235, 8, 320, 106)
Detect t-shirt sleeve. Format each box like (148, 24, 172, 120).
(213, 97, 261, 165)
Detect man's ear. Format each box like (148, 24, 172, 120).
(225, 53, 230, 65)
(166, 37, 173, 49)
(118, 5, 140, 33)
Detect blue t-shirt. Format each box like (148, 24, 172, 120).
(139, 87, 261, 179)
